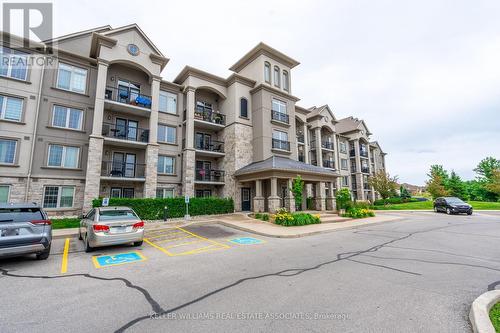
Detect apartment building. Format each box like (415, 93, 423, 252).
(0, 24, 386, 215)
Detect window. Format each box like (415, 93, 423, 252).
(0, 185, 9, 203)
(196, 101, 212, 114)
(0, 46, 28, 80)
(274, 66, 280, 87)
(47, 144, 79, 168)
(195, 189, 212, 198)
(0, 95, 23, 122)
(273, 130, 288, 142)
(340, 141, 347, 153)
(110, 188, 134, 198)
(0, 139, 17, 164)
(52, 105, 83, 130)
(272, 130, 289, 150)
(272, 98, 287, 114)
(43, 186, 75, 208)
(159, 91, 177, 114)
(342, 176, 349, 187)
(158, 124, 176, 144)
(156, 188, 175, 198)
(240, 98, 248, 118)
(56, 63, 87, 93)
(264, 62, 271, 83)
(283, 70, 289, 91)
(341, 158, 348, 170)
(158, 156, 175, 174)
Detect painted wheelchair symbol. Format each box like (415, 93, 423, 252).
(228, 237, 264, 245)
(93, 251, 146, 268)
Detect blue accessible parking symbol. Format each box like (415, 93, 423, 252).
(229, 237, 264, 245)
(92, 251, 146, 268)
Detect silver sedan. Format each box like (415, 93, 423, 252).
(79, 206, 144, 252)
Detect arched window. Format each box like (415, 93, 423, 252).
(264, 62, 271, 83)
(274, 66, 280, 88)
(240, 97, 248, 118)
(283, 70, 289, 91)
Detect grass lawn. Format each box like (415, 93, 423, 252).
(50, 218, 80, 229)
(490, 302, 500, 332)
(372, 200, 500, 210)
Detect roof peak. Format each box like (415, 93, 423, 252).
(229, 42, 300, 72)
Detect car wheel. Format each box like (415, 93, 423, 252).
(84, 235, 93, 253)
(467, 210, 473, 215)
(434, 206, 438, 213)
(446, 208, 452, 215)
(133, 241, 143, 247)
(36, 245, 51, 260)
(78, 227, 83, 240)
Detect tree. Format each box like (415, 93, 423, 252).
(368, 171, 399, 200)
(399, 186, 411, 199)
(447, 170, 466, 199)
(426, 165, 450, 199)
(427, 165, 449, 187)
(291, 175, 304, 210)
(486, 169, 500, 196)
(474, 157, 500, 181)
(336, 188, 352, 210)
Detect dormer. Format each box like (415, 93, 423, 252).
(229, 42, 299, 94)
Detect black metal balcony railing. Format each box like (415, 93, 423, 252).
(102, 122, 149, 143)
(297, 134, 305, 144)
(361, 166, 370, 173)
(298, 154, 305, 162)
(194, 109, 226, 125)
(311, 160, 318, 166)
(105, 86, 152, 109)
(271, 110, 289, 124)
(351, 166, 357, 173)
(272, 139, 290, 151)
(360, 149, 369, 158)
(364, 183, 371, 190)
(195, 140, 225, 153)
(323, 160, 335, 168)
(310, 140, 317, 149)
(195, 169, 225, 182)
(349, 149, 356, 157)
(101, 161, 146, 178)
(321, 141, 334, 150)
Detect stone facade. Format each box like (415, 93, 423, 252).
(144, 144, 159, 198)
(28, 178, 85, 217)
(83, 137, 104, 211)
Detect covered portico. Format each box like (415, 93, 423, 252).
(234, 156, 339, 213)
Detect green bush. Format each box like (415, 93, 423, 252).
(261, 213, 269, 221)
(373, 197, 419, 206)
(92, 197, 234, 220)
(342, 207, 375, 219)
(50, 218, 80, 229)
(274, 210, 321, 227)
(255, 213, 262, 219)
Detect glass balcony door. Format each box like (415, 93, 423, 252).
(115, 118, 138, 141)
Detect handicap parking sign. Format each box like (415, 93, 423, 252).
(229, 237, 264, 245)
(92, 251, 146, 268)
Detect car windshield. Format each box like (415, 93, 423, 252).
(0, 208, 44, 223)
(446, 198, 465, 205)
(99, 210, 137, 221)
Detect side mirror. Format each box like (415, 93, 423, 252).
(80, 214, 85, 219)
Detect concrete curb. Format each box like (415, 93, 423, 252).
(469, 290, 500, 333)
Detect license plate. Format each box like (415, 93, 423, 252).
(1, 228, 19, 237)
(110, 226, 128, 234)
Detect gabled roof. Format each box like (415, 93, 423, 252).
(234, 156, 338, 177)
(43, 25, 112, 43)
(229, 42, 300, 72)
(370, 141, 386, 154)
(102, 24, 164, 57)
(306, 104, 337, 123)
(336, 116, 372, 135)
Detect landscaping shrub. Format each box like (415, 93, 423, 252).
(92, 197, 234, 220)
(342, 207, 375, 219)
(261, 213, 269, 221)
(373, 197, 419, 206)
(273, 209, 321, 226)
(50, 218, 80, 230)
(255, 213, 262, 219)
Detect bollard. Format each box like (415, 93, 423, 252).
(163, 206, 168, 221)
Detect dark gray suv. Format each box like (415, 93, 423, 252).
(0, 203, 52, 260)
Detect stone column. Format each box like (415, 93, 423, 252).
(253, 179, 265, 213)
(315, 127, 322, 167)
(182, 87, 196, 197)
(326, 181, 337, 211)
(332, 133, 340, 170)
(314, 181, 326, 211)
(83, 60, 108, 212)
(267, 177, 281, 213)
(303, 123, 310, 164)
(353, 140, 364, 200)
(144, 77, 161, 198)
(285, 178, 296, 213)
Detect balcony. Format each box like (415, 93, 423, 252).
(349, 149, 356, 157)
(298, 154, 305, 162)
(195, 140, 225, 157)
(297, 134, 305, 144)
(195, 169, 225, 184)
(194, 109, 226, 130)
(323, 160, 335, 169)
(364, 183, 371, 190)
(310, 140, 317, 149)
(101, 161, 146, 181)
(104, 86, 152, 117)
(351, 166, 357, 173)
(271, 110, 289, 124)
(361, 166, 370, 174)
(272, 139, 290, 151)
(102, 122, 149, 147)
(360, 149, 369, 158)
(322, 141, 334, 150)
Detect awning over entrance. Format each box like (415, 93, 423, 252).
(234, 156, 339, 182)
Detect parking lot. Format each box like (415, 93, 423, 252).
(1, 212, 500, 332)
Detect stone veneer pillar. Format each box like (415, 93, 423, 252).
(144, 77, 160, 198)
(315, 127, 322, 167)
(285, 178, 296, 213)
(326, 181, 337, 211)
(303, 123, 310, 164)
(182, 87, 196, 197)
(267, 177, 281, 213)
(314, 181, 326, 211)
(253, 179, 265, 213)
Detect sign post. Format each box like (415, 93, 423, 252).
(184, 195, 190, 220)
(102, 197, 109, 207)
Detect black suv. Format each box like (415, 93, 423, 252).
(434, 197, 473, 215)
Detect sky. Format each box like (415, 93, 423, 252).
(45, 0, 500, 184)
